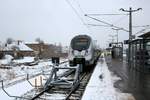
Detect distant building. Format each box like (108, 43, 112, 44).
(26, 43, 68, 58)
(0, 40, 34, 59)
(62, 46, 69, 53)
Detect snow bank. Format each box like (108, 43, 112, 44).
(82, 57, 135, 100)
(0, 55, 13, 65)
(13, 57, 34, 64)
(0, 75, 46, 100)
(0, 80, 33, 100)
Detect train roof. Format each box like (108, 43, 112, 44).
(72, 35, 92, 40)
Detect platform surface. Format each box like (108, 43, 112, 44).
(82, 56, 135, 100)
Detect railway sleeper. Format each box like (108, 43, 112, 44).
(70, 95, 81, 99)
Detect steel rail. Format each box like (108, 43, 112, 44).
(65, 72, 87, 100)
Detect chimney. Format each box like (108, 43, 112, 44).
(17, 40, 20, 45)
(5, 43, 7, 47)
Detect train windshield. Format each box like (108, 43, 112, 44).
(71, 37, 91, 51)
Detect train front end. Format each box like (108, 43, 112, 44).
(68, 35, 94, 66)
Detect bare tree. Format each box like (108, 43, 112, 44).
(6, 38, 14, 44)
(35, 38, 44, 58)
(35, 38, 44, 44)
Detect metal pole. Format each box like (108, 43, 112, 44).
(128, 7, 132, 64)
(129, 7, 132, 41)
(109, 34, 115, 43)
(112, 28, 122, 45)
(117, 30, 118, 44)
(120, 7, 142, 65)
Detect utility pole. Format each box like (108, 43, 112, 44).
(112, 28, 122, 45)
(120, 7, 142, 65)
(109, 34, 116, 43)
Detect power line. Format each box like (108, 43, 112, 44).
(85, 14, 129, 32)
(86, 24, 111, 27)
(113, 15, 128, 25)
(86, 13, 129, 27)
(133, 25, 150, 28)
(74, 0, 85, 14)
(86, 14, 129, 16)
(65, 0, 92, 34)
(65, 0, 85, 25)
(134, 26, 150, 35)
(73, 0, 93, 34)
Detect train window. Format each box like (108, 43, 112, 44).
(71, 37, 91, 51)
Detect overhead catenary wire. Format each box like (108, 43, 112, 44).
(113, 14, 128, 25)
(85, 14, 129, 32)
(86, 13, 129, 28)
(65, 0, 85, 24)
(88, 13, 129, 16)
(74, 0, 85, 14)
(65, 0, 129, 33)
(134, 26, 150, 35)
(73, 0, 94, 34)
(133, 25, 150, 35)
(73, 0, 95, 33)
(65, 0, 92, 34)
(133, 25, 150, 28)
(85, 11, 130, 29)
(86, 24, 111, 27)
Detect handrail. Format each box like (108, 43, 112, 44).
(26, 74, 43, 88)
(1, 80, 30, 99)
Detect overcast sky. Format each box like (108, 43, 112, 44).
(0, 0, 150, 47)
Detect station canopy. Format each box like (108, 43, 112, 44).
(138, 31, 150, 39)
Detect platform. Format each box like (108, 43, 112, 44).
(81, 55, 135, 100)
(105, 55, 149, 100)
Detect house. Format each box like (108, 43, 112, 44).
(26, 43, 68, 58)
(0, 40, 35, 59)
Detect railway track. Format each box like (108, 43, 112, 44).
(0, 60, 70, 100)
(22, 66, 93, 100)
(66, 71, 92, 100)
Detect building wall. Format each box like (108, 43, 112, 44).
(26, 43, 68, 58)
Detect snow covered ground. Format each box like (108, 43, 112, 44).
(82, 56, 135, 100)
(0, 54, 136, 100)
(13, 57, 34, 64)
(0, 75, 47, 100)
(0, 56, 69, 100)
(0, 55, 13, 65)
(0, 57, 52, 82)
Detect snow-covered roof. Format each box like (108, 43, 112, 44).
(25, 41, 39, 44)
(18, 42, 33, 51)
(2, 42, 33, 51)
